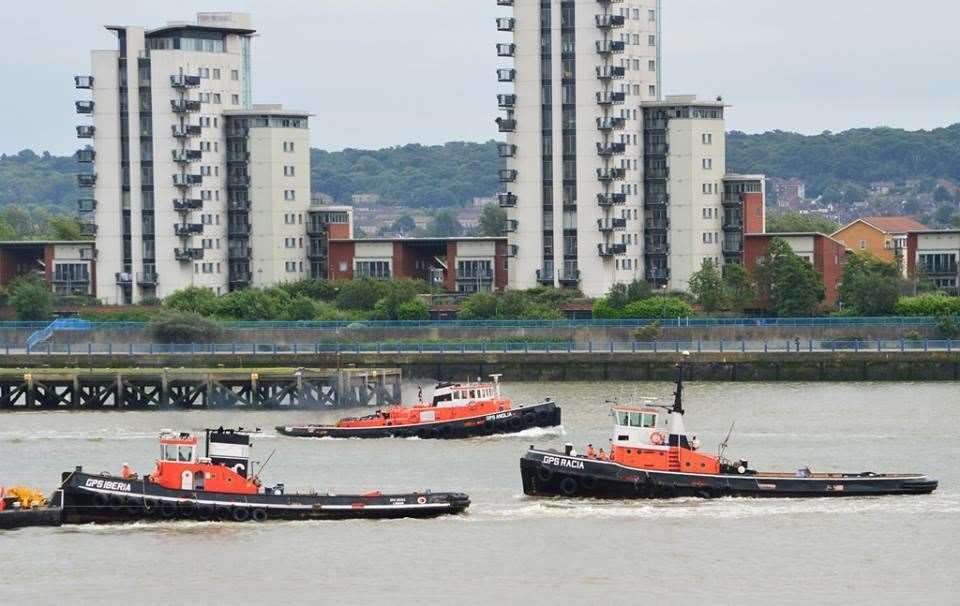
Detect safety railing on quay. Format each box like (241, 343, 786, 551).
(7, 338, 960, 356)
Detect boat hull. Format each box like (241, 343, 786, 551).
(520, 449, 938, 499)
(52, 470, 469, 525)
(277, 401, 561, 439)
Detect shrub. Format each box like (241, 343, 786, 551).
(277, 279, 338, 302)
(280, 295, 319, 321)
(149, 311, 223, 343)
(396, 298, 430, 320)
(8, 274, 53, 321)
(458, 292, 499, 320)
(591, 297, 622, 319)
(622, 297, 693, 319)
(335, 279, 388, 311)
(164, 286, 219, 316)
(894, 294, 960, 316)
(937, 315, 959, 338)
(633, 321, 662, 341)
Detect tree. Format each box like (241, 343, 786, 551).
(765, 238, 825, 316)
(396, 298, 430, 320)
(164, 286, 219, 316)
(48, 216, 83, 240)
(426, 209, 463, 237)
(280, 295, 319, 321)
(838, 253, 900, 315)
(478, 204, 507, 237)
(933, 203, 956, 226)
(8, 274, 53, 321)
(766, 212, 839, 234)
(688, 259, 725, 311)
(335, 279, 387, 311)
(722, 264, 756, 313)
(458, 292, 499, 320)
(605, 280, 653, 309)
(933, 185, 954, 203)
(391, 214, 417, 235)
(149, 310, 223, 343)
(622, 297, 693, 319)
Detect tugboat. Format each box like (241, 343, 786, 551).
(278, 375, 561, 439)
(520, 355, 938, 499)
(2, 428, 469, 529)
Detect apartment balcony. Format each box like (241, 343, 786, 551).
(646, 268, 670, 282)
(80, 223, 98, 236)
(170, 99, 201, 113)
(228, 223, 251, 237)
(596, 65, 626, 80)
(558, 270, 580, 285)
(228, 175, 251, 187)
(597, 117, 626, 131)
(497, 68, 516, 82)
(595, 40, 625, 55)
(645, 217, 670, 231)
(115, 272, 133, 285)
(228, 199, 251, 212)
(76, 125, 95, 138)
(307, 246, 327, 259)
(504, 219, 518, 233)
(723, 217, 744, 231)
(597, 0, 624, 4)
(595, 14, 626, 28)
(306, 221, 327, 235)
(597, 218, 627, 232)
(497, 0, 514, 5)
(722, 240, 743, 254)
(498, 192, 517, 208)
(74, 76, 93, 89)
(171, 149, 202, 163)
(226, 150, 250, 163)
(174, 223, 203, 236)
(497, 94, 517, 108)
(77, 198, 97, 212)
(170, 74, 201, 88)
(536, 269, 554, 285)
(175, 248, 204, 262)
(645, 167, 670, 180)
(596, 168, 626, 181)
(596, 142, 626, 156)
(75, 101, 94, 114)
(498, 143, 517, 158)
(597, 193, 627, 206)
(506, 244, 519, 258)
(229, 248, 252, 260)
(596, 91, 626, 105)
(76, 149, 95, 163)
(172, 174, 202, 187)
(920, 263, 959, 276)
(173, 198, 203, 212)
(136, 272, 158, 286)
(644, 143, 669, 155)
(644, 119, 669, 131)
(498, 169, 518, 183)
(457, 271, 494, 285)
(496, 117, 516, 133)
(598, 243, 627, 257)
(496, 18, 515, 31)
(644, 195, 669, 208)
(645, 242, 670, 255)
(230, 271, 252, 285)
(496, 43, 516, 57)
(77, 173, 97, 187)
(722, 193, 743, 207)
(172, 125, 202, 138)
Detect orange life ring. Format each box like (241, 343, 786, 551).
(650, 431, 665, 445)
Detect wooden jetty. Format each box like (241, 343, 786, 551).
(0, 367, 401, 411)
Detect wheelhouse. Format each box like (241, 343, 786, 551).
(431, 382, 499, 407)
(159, 431, 198, 463)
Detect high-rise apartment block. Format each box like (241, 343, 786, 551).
(496, 1, 765, 296)
(74, 13, 349, 304)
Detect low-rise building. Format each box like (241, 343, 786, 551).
(906, 229, 960, 294)
(743, 233, 848, 306)
(0, 240, 97, 297)
(328, 237, 508, 294)
(831, 216, 926, 270)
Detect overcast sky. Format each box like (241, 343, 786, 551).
(4, 0, 958, 155)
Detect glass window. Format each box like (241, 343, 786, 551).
(628, 412, 642, 427)
(642, 414, 657, 428)
(178, 446, 193, 462)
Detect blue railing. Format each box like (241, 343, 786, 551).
(25, 318, 93, 351)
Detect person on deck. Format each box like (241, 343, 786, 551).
(121, 463, 134, 479)
(586, 444, 596, 459)
(597, 448, 609, 461)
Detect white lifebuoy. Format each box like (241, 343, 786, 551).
(650, 431, 665, 445)
(417, 496, 427, 505)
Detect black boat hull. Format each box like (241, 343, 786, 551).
(520, 449, 938, 499)
(277, 401, 561, 439)
(52, 471, 469, 525)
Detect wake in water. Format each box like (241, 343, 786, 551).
(0, 429, 159, 443)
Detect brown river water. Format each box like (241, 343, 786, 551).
(1, 381, 958, 605)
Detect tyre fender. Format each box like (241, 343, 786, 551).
(559, 476, 579, 497)
(251, 508, 268, 522)
(536, 466, 554, 482)
(231, 507, 250, 522)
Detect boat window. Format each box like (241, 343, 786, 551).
(434, 394, 451, 403)
(178, 446, 194, 462)
(628, 412, 642, 427)
(615, 411, 629, 425)
(642, 414, 657, 428)
(469, 390, 476, 398)
(162, 444, 177, 461)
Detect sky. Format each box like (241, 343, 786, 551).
(3, 0, 958, 155)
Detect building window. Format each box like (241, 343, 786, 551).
(231, 69, 239, 81)
(212, 68, 220, 80)
(648, 60, 656, 72)
(355, 260, 391, 279)
(702, 133, 713, 145)
(648, 35, 656, 46)
(284, 190, 296, 201)
(649, 9, 657, 21)
(231, 94, 239, 105)
(703, 158, 713, 170)
(284, 165, 295, 176)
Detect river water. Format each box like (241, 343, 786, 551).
(1, 381, 958, 605)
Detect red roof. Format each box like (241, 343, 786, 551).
(855, 216, 927, 234)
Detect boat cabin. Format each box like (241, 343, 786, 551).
(609, 405, 719, 474)
(430, 381, 500, 408)
(611, 407, 670, 449)
(150, 429, 258, 495)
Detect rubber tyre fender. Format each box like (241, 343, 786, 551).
(215, 505, 233, 521)
(535, 409, 551, 425)
(435, 425, 451, 439)
(522, 413, 536, 428)
(196, 503, 215, 520)
(483, 420, 496, 433)
(231, 507, 250, 522)
(108, 494, 125, 510)
(536, 466, 554, 482)
(579, 475, 599, 491)
(559, 476, 579, 497)
(143, 498, 160, 514)
(122, 496, 142, 515)
(178, 500, 198, 518)
(416, 428, 431, 440)
(251, 508, 268, 523)
(93, 492, 110, 508)
(507, 416, 523, 431)
(159, 500, 178, 518)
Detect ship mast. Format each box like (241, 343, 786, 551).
(672, 352, 689, 415)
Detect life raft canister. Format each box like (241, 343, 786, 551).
(650, 431, 666, 445)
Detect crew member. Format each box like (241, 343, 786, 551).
(608, 445, 616, 462)
(121, 463, 133, 479)
(586, 444, 596, 459)
(597, 448, 609, 461)
(690, 435, 701, 451)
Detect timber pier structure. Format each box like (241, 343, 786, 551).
(0, 368, 402, 411)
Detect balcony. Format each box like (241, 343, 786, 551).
(498, 192, 517, 208)
(229, 248, 252, 260)
(229, 199, 251, 212)
(497, 43, 516, 57)
(597, 117, 626, 131)
(307, 246, 327, 259)
(596, 65, 626, 80)
(597, 142, 626, 156)
(498, 169, 518, 183)
(506, 244, 519, 258)
(496, 18, 515, 31)
(644, 118, 669, 130)
(496, 117, 516, 132)
(170, 99, 202, 113)
(175, 248, 204, 262)
(174, 198, 203, 212)
(559, 270, 580, 285)
(595, 14, 626, 28)
(597, 168, 626, 181)
(76, 125, 95, 138)
(170, 75, 201, 88)
(536, 269, 554, 285)
(596, 40, 625, 55)
(722, 193, 743, 207)
(504, 219, 518, 233)
(597, 193, 627, 206)
(76, 149, 95, 163)
(644, 195, 669, 208)
(74, 76, 93, 89)
(77, 198, 97, 212)
(598, 218, 627, 232)
(226, 126, 249, 138)
(75, 101, 94, 114)
(644, 143, 669, 155)
(174, 223, 203, 236)
(645, 167, 670, 180)
(645, 242, 670, 255)
(596, 91, 626, 105)
(171, 149, 202, 163)
(646, 268, 670, 282)
(230, 271, 252, 285)
(645, 217, 669, 231)
(497, 0, 514, 5)
(80, 223, 98, 236)
(136, 272, 158, 286)
(228, 175, 251, 187)
(920, 263, 959, 276)
(115, 272, 133, 285)
(172, 125, 202, 138)
(497, 94, 517, 108)
(227, 151, 250, 163)
(723, 217, 744, 231)
(77, 173, 97, 187)
(172, 174, 202, 187)
(497, 68, 516, 82)
(598, 244, 627, 257)
(498, 143, 517, 158)
(722, 240, 744, 254)
(228, 223, 251, 236)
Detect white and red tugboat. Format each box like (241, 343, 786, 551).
(278, 376, 561, 439)
(521, 356, 938, 499)
(2, 428, 468, 529)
